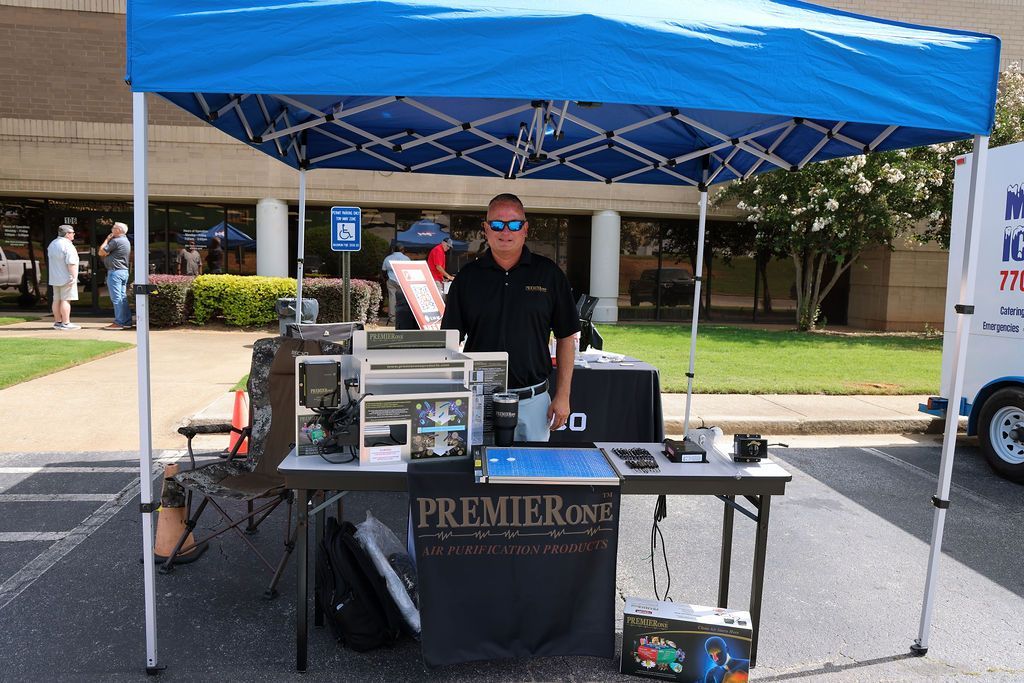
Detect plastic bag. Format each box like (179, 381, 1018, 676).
(355, 511, 421, 635)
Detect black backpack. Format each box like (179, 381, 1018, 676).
(316, 517, 404, 652)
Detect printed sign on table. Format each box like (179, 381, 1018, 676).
(391, 260, 445, 330)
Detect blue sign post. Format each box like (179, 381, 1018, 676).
(330, 206, 361, 320)
(330, 206, 361, 252)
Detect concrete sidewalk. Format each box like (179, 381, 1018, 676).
(662, 392, 954, 436)
(0, 319, 264, 452)
(189, 388, 953, 437)
(3, 317, 957, 452)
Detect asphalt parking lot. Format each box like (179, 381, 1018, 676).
(0, 439, 1021, 681)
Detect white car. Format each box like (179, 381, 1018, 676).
(0, 245, 42, 295)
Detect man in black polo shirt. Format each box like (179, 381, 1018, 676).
(441, 193, 579, 441)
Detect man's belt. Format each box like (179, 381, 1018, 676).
(508, 379, 549, 400)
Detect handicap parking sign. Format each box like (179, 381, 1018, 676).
(330, 206, 361, 252)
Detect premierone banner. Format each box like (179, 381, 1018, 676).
(408, 457, 620, 665)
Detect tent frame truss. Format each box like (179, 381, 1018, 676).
(133, 86, 984, 674)
(186, 93, 900, 186)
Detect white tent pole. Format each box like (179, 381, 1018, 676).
(132, 91, 160, 673)
(682, 184, 709, 436)
(913, 134, 989, 656)
(295, 169, 307, 325)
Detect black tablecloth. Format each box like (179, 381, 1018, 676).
(408, 456, 620, 666)
(549, 358, 664, 443)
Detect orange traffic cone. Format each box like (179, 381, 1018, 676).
(154, 462, 206, 565)
(228, 389, 249, 456)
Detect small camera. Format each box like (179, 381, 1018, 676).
(732, 434, 768, 463)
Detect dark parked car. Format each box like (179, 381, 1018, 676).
(628, 268, 695, 307)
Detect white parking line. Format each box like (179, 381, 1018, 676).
(0, 494, 117, 503)
(0, 464, 163, 612)
(0, 532, 69, 542)
(859, 447, 1001, 512)
(0, 467, 139, 474)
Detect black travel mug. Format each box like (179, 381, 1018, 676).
(492, 392, 519, 447)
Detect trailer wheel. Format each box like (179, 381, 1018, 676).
(978, 387, 1024, 483)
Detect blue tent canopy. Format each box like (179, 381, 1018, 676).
(174, 221, 256, 249)
(125, 4, 1000, 671)
(395, 220, 469, 252)
(126, 0, 1000, 186)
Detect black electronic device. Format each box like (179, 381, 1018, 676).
(733, 434, 768, 463)
(576, 293, 604, 351)
(298, 359, 342, 409)
(662, 436, 707, 463)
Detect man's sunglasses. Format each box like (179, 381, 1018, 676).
(484, 219, 526, 232)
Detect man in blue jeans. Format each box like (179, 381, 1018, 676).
(99, 221, 132, 330)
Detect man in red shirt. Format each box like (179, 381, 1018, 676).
(427, 236, 454, 296)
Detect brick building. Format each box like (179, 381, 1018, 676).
(0, 1, 1018, 327)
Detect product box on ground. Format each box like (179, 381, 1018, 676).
(620, 597, 752, 681)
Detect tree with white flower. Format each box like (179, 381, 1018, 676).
(717, 64, 1024, 330)
(716, 150, 942, 330)
(914, 63, 1024, 247)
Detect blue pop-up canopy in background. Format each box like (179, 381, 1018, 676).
(174, 221, 256, 249)
(394, 220, 468, 252)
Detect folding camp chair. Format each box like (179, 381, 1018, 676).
(161, 335, 348, 598)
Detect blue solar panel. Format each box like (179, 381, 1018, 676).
(481, 447, 619, 484)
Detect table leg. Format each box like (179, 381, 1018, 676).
(313, 491, 325, 628)
(718, 494, 735, 609)
(296, 489, 309, 672)
(749, 494, 772, 668)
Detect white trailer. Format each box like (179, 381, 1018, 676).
(922, 140, 1024, 482)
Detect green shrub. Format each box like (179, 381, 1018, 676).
(189, 274, 382, 326)
(149, 275, 194, 327)
(192, 274, 296, 326)
(303, 278, 382, 323)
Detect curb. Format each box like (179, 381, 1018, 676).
(184, 393, 237, 430)
(663, 415, 966, 437)
(185, 411, 966, 437)
(186, 396, 969, 438)
(186, 414, 234, 428)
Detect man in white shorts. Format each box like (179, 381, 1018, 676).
(47, 224, 81, 330)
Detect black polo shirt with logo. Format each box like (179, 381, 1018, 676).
(441, 246, 580, 389)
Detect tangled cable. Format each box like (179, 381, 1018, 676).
(650, 494, 672, 602)
(305, 391, 374, 465)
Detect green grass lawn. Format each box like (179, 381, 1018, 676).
(599, 324, 941, 394)
(0, 316, 40, 326)
(231, 325, 939, 396)
(0, 339, 132, 389)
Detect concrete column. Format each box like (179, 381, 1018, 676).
(256, 198, 288, 277)
(589, 209, 621, 323)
